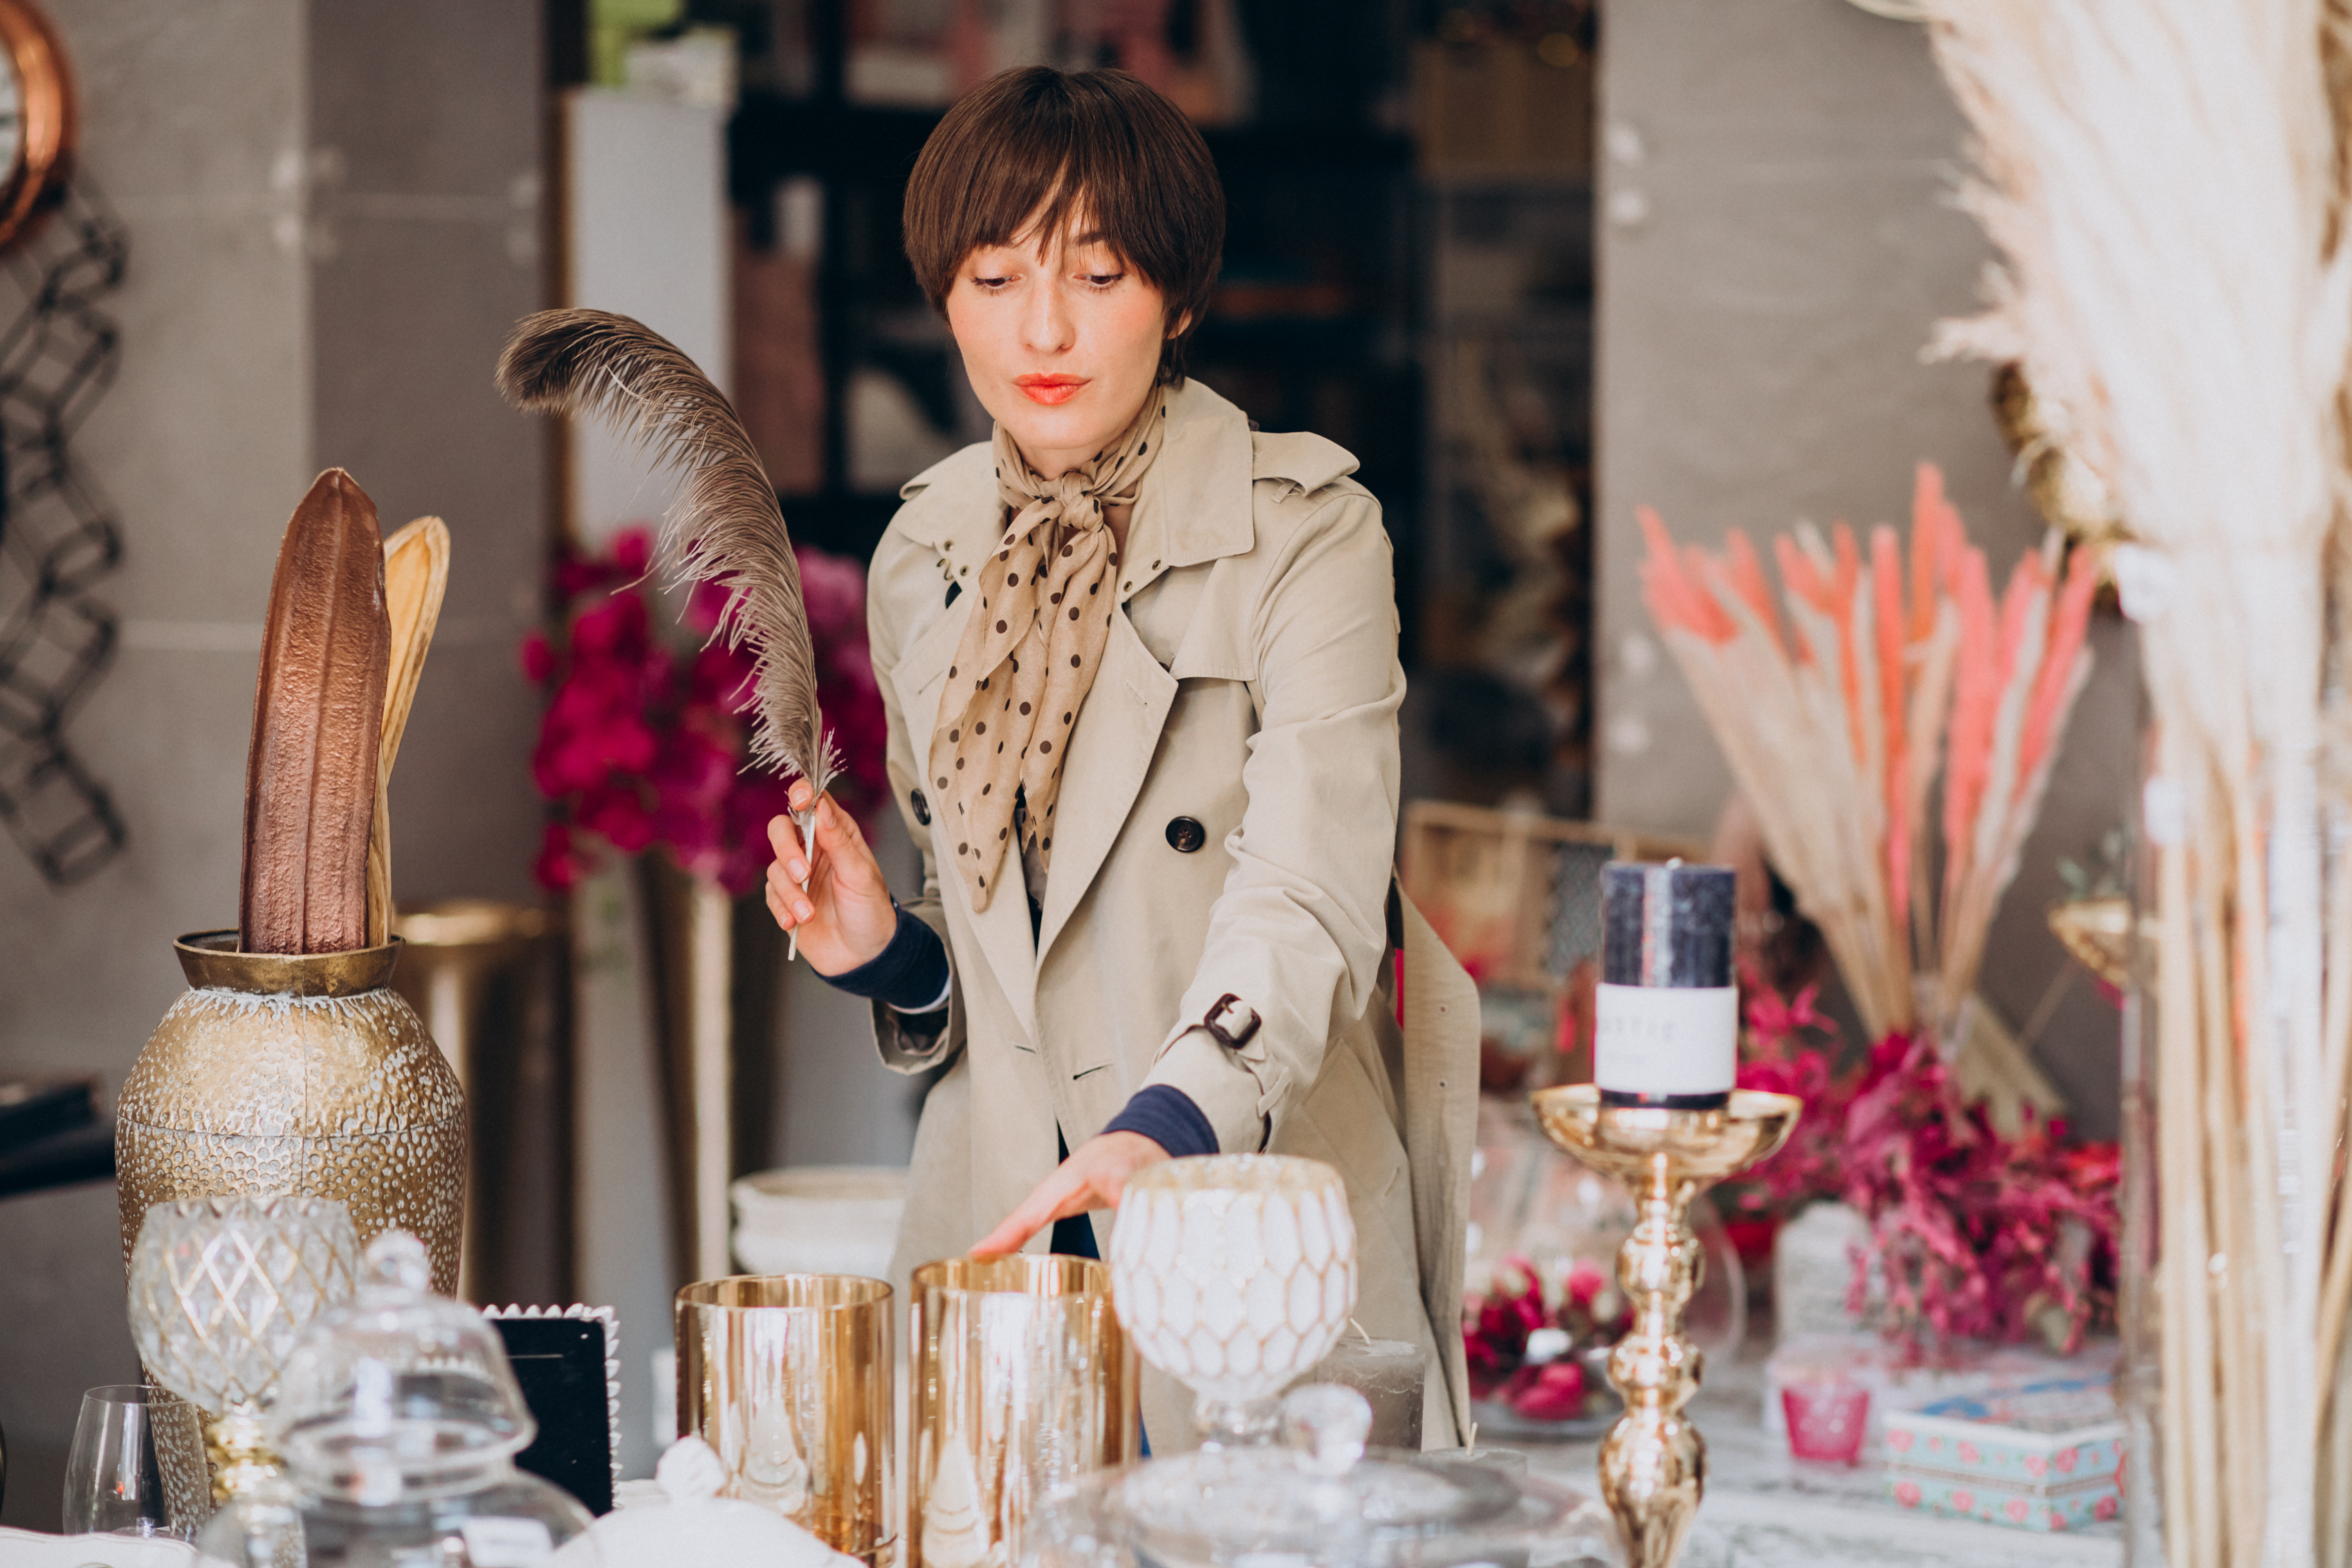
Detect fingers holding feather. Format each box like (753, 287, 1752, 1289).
(768, 811, 811, 885)
(765, 861, 815, 926)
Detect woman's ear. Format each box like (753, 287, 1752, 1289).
(1165, 306, 1195, 340)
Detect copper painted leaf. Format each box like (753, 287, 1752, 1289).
(239, 468, 391, 954)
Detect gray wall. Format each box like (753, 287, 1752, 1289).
(0, 1, 545, 1528)
(309, 0, 550, 911)
(1592, 0, 2133, 1132)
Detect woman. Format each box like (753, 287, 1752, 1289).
(765, 66, 1477, 1448)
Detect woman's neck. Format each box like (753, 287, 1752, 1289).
(1004, 436, 1136, 556)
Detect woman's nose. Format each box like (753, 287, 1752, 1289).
(1022, 278, 1074, 355)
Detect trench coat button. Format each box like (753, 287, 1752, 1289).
(1166, 816, 1206, 854)
(911, 789, 932, 826)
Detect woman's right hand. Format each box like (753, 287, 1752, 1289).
(766, 780, 900, 976)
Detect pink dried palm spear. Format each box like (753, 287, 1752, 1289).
(1637, 464, 2095, 1049)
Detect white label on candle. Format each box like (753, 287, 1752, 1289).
(1595, 982, 1737, 1096)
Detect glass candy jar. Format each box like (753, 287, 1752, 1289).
(1022, 1384, 1618, 1568)
(197, 1233, 592, 1567)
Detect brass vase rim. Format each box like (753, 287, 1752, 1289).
(912, 1255, 1113, 1296)
(173, 930, 402, 997)
(676, 1273, 894, 1312)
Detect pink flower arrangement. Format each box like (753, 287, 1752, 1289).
(522, 527, 888, 896)
(1463, 1253, 1547, 1384)
(1462, 1250, 1628, 1423)
(1840, 1031, 2117, 1353)
(1732, 977, 2120, 1356)
(1729, 979, 1853, 1209)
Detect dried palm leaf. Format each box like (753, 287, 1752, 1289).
(367, 516, 450, 946)
(240, 468, 390, 955)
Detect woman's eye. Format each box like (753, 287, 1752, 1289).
(971, 275, 1012, 291)
(1084, 273, 1123, 289)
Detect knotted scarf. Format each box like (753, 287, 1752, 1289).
(927, 396, 1167, 910)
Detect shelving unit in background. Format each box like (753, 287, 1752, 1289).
(1409, 24, 1596, 814)
(683, 0, 1594, 803)
(713, 0, 1428, 665)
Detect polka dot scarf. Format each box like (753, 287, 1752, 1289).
(928, 397, 1168, 911)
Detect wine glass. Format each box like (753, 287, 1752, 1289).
(61, 1384, 202, 1538)
(1107, 1154, 1358, 1446)
(126, 1195, 361, 1501)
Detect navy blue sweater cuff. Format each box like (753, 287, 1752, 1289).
(1103, 1085, 1219, 1160)
(820, 905, 950, 1013)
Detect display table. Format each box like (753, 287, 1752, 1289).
(1517, 1346, 2124, 1568)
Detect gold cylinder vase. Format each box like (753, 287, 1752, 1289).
(676, 1274, 894, 1565)
(909, 1256, 1139, 1568)
(115, 931, 466, 1295)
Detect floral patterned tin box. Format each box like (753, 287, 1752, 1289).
(1882, 1376, 2125, 1533)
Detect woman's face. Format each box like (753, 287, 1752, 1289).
(944, 215, 1179, 478)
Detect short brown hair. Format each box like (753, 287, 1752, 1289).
(903, 68, 1224, 385)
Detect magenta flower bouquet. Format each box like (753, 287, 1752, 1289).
(523, 527, 888, 896)
(1730, 977, 2120, 1357)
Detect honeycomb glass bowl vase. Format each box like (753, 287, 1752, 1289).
(116, 932, 466, 1294)
(1108, 1154, 1359, 1446)
(127, 1195, 362, 1501)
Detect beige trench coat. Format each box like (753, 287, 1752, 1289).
(863, 378, 1478, 1450)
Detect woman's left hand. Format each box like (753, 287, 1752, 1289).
(971, 1132, 1168, 1256)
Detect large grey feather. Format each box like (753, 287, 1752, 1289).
(495, 309, 840, 799)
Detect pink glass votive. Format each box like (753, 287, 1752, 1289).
(1781, 1378, 1870, 1466)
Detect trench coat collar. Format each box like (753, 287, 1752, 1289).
(885, 378, 1359, 1011)
(889, 377, 1270, 594)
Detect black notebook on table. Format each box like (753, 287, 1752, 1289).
(486, 1309, 618, 1515)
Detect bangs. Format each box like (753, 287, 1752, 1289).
(904, 68, 1225, 382)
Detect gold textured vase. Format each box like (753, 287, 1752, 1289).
(115, 931, 466, 1295)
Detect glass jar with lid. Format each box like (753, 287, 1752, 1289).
(1021, 1384, 1620, 1568)
(196, 1232, 593, 1567)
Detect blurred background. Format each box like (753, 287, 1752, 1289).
(0, 0, 2132, 1521)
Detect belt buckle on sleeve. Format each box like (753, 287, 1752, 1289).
(1204, 993, 1260, 1050)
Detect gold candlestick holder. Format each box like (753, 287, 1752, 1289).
(1531, 1086, 1800, 1568)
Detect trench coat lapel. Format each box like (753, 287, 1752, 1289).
(1031, 383, 1256, 965)
(885, 586, 1040, 1040)
(1035, 607, 1175, 963)
(886, 380, 1263, 1004)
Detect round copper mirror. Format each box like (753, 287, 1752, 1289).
(0, 0, 72, 255)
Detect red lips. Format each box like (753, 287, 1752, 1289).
(1014, 373, 1086, 406)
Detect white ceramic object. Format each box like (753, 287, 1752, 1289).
(550, 1436, 857, 1567)
(0, 1527, 194, 1566)
(1109, 1154, 1358, 1428)
(1773, 1200, 1879, 1343)
(729, 1166, 907, 1279)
